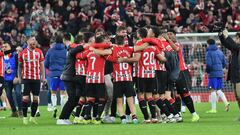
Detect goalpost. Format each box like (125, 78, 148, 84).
(176, 32, 237, 103)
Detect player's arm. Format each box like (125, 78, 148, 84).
(163, 34, 179, 51)
(105, 55, 118, 63)
(91, 43, 111, 49)
(205, 52, 212, 73)
(90, 47, 112, 56)
(39, 51, 46, 83)
(156, 52, 167, 62)
(44, 50, 50, 69)
(118, 53, 141, 63)
(69, 45, 84, 57)
(18, 52, 23, 83)
(142, 38, 159, 46)
(40, 61, 46, 83)
(133, 43, 149, 52)
(18, 62, 22, 83)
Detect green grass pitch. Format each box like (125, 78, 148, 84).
(1, 103, 240, 135)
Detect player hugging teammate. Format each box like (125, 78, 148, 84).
(55, 26, 199, 125)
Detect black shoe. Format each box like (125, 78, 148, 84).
(11, 112, 19, 117)
(53, 109, 57, 118)
(35, 112, 41, 117)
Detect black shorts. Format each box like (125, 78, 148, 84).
(85, 83, 106, 98)
(0, 76, 4, 96)
(74, 75, 86, 97)
(22, 79, 41, 96)
(176, 70, 192, 94)
(156, 71, 168, 94)
(138, 78, 157, 93)
(113, 81, 135, 98)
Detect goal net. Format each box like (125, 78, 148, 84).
(176, 32, 237, 103)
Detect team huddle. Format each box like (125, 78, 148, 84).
(14, 26, 200, 125)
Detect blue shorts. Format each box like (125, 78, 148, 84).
(50, 77, 65, 91)
(208, 77, 223, 90)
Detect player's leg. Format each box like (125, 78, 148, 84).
(138, 92, 150, 123)
(137, 78, 150, 123)
(0, 78, 6, 111)
(74, 77, 85, 123)
(14, 84, 23, 116)
(46, 77, 53, 112)
(50, 77, 58, 118)
(208, 89, 217, 113)
(165, 71, 179, 117)
(22, 80, 31, 125)
(5, 81, 18, 117)
(95, 84, 107, 123)
(125, 100, 131, 122)
(113, 82, 124, 123)
(174, 93, 182, 113)
(215, 78, 230, 111)
(75, 76, 87, 122)
(104, 74, 113, 117)
(207, 78, 217, 113)
(81, 84, 95, 124)
(234, 83, 240, 121)
(178, 70, 199, 122)
(146, 92, 157, 123)
(125, 81, 138, 124)
(29, 80, 41, 124)
(155, 71, 175, 121)
(117, 98, 126, 124)
(92, 98, 99, 120)
(164, 90, 179, 116)
(57, 81, 77, 125)
(109, 98, 116, 121)
(181, 101, 186, 113)
(59, 79, 67, 110)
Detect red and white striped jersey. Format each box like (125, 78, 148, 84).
(161, 39, 173, 52)
(75, 51, 87, 76)
(137, 46, 161, 78)
(106, 46, 134, 82)
(175, 42, 188, 71)
(18, 47, 44, 80)
(0, 52, 4, 77)
(79, 50, 105, 83)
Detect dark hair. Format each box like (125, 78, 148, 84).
(55, 32, 63, 43)
(145, 25, 151, 30)
(95, 27, 105, 33)
(116, 26, 126, 33)
(83, 32, 95, 43)
(236, 32, 240, 38)
(74, 34, 84, 44)
(79, 28, 89, 33)
(168, 29, 176, 34)
(137, 28, 148, 38)
(115, 35, 124, 45)
(63, 33, 71, 41)
(207, 38, 216, 45)
(150, 26, 160, 37)
(95, 35, 105, 43)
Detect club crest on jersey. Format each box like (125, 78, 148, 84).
(87, 75, 100, 80)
